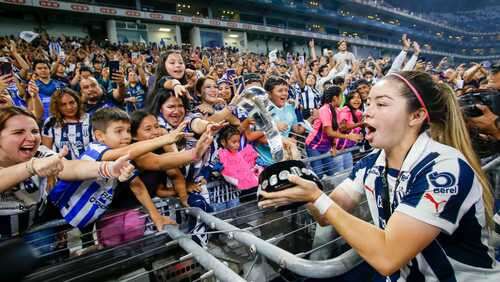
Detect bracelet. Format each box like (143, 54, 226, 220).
(98, 162, 113, 179)
(313, 193, 334, 216)
(26, 158, 37, 176)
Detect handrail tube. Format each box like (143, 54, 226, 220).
(187, 207, 362, 278)
(164, 225, 246, 282)
(302, 146, 362, 163)
(482, 156, 500, 172)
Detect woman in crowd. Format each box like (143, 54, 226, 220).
(0, 106, 133, 240)
(260, 71, 499, 280)
(42, 88, 93, 160)
(194, 76, 240, 125)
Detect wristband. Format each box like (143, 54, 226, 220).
(313, 193, 334, 216)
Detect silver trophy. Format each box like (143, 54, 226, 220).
(237, 86, 284, 162)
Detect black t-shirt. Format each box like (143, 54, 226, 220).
(111, 150, 168, 210)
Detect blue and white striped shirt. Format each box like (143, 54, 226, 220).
(48, 143, 116, 229)
(42, 113, 93, 160)
(339, 132, 500, 281)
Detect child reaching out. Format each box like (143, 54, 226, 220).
(48, 108, 185, 247)
(217, 125, 262, 190)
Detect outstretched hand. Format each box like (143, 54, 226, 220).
(32, 146, 68, 177)
(109, 153, 136, 182)
(258, 175, 322, 209)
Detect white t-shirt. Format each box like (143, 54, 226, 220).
(333, 51, 356, 70)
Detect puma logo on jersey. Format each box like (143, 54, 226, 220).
(424, 193, 447, 213)
(364, 185, 375, 196)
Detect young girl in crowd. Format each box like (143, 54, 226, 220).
(305, 86, 362, 178)
(217, 125, 262, 191)
(335, 91, 365, 170)
(300, 72, 321, 120)
(217, 78, 233, 104)
(42, 88, 93, 160)
(149, 50, 192, 106)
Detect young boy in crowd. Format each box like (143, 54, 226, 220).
(49, 107, 185, 247)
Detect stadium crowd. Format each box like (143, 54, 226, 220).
(0, 30, 499, 277)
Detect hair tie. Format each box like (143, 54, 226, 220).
(390, 73, 430, 123)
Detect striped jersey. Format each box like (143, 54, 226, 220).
(48, 143, 120, 229)
(339, 132, 500, 281)
(42, 113, 93, 160)
(6, 84, 27, 108)
(300, 85, 321, 111)
(124, 83, 146, 112)
(0, 146, 54, 239)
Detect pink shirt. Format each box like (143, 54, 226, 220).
(336, 106, 362, 150)
(219, 145, 260, 190)
(305, 104, 339, 152)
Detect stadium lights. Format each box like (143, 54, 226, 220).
(159, 28, 171, 32)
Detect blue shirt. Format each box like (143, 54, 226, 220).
(255, 103, 298, 167)
(36, 79, 62, 120)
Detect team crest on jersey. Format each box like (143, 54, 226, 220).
(426, 171, 458, 195)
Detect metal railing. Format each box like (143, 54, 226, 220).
(164, 225, 246, 282)
(186, 206, 362, 279)
(19, 152, 500, 281)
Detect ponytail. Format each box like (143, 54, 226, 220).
(386, 71, 494, 229)
(430, 83, 494, 228)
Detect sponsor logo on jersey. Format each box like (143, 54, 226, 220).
(427, 171, 458, 195)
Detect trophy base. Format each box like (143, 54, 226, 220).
(257, 160, 323, 211)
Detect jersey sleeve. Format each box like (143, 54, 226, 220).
(319, 106, 332, 127)
(395, 158, 481, 235)
(79, 143, 110, 161)
(42, 118, 54, 138)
